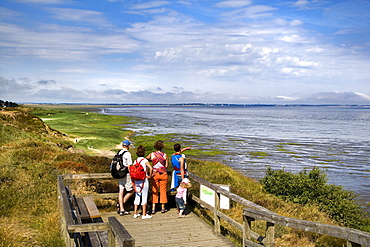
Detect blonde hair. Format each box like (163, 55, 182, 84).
(181, 182, 191, 188)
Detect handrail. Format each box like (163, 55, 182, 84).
(188, 172, 274, 214)
(244, 208, 370, 247)
(58, 173, 370, 247)
(57, 175, 135, 247)
(108, 217, 135, 246)
(187, 172, 370, 247)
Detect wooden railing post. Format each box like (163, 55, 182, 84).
(265, 221, 275, 247)
(57, 176, 74, 247)
(108, 217, 135, 247)
(214, 191, 221, 234)
(108, 229, 115, 247)
(243, 215, 253, 247)
(347, 240, 361, 247)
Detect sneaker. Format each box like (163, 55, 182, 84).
(133, 214, 141, 219)
(142, 215, 152, 219)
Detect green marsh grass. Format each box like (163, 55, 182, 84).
(1, 105, 364, 246)
(32, 107, 134, 154)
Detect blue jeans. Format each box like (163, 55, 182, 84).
(175, 197, 186, 210)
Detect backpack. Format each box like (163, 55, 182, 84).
(129, 158, 146, 181)
(110, 150, 128, 179)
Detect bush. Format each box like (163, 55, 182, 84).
(260, 167, 370, 231)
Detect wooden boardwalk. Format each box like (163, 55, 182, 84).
(101, 209, 236, 247)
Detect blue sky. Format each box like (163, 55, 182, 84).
(1, 0, 370, 104)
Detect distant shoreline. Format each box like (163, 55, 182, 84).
(24, 103, 370, 108)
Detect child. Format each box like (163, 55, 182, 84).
(175, 178, 191, 218)
(132, 145, 153, 219)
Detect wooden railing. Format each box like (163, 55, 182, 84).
(58, 173, 370, 247)
(187, 172, 370, 247)
(57, 174, 134, 247)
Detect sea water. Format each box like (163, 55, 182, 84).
(101, 105, 370, 211)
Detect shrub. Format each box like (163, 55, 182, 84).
(260, 167, 370, 231)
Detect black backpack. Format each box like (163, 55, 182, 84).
(110, 150, 129, 179)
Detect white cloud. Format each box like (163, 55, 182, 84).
(215, 0, 252, 8)
(0, 7, 23, 19)
(355, 92, 370, 101)
(295, 0, 310, 7)
(10, 0, 65, 3)
(131, 1, 169, 10)
(278, 34, 309, 43)
(294, 0, 320, 9)
(290, 19, 303, 26)
(0, 22, 140, 61)
(221, 5, 276, 19)
(277, 56, 318, 68)
(1, 0, 370, 104)
(304, 92, 370, 104)
(47, 8, 113, 27)
(275, 95, 300, 101)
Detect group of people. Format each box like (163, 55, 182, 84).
(115, 139, 192, 219)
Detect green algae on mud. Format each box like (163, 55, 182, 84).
(248, 151, 270, 157)
(31, 106, 225, 158)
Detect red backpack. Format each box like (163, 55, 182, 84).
(129, 158, 146, 181)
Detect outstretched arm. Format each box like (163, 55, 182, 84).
(180, 146, 191, 153)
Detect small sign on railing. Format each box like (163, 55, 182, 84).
(200, 184, 230, 209)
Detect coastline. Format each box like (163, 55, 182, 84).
(30, 104, 370, 213)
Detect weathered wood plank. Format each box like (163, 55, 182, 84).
(108, 217, 135, 247)
(60, 173, 370, 247)
(57, 176, 74, 247)
(244, 208, 370, 247)
(59, 185, 75, 227)
(85, 232, 102, 247)
(62, 173, 112, 180)
(96, 231, 108, 247)
(101, 210, 236, 246)
(83, 197, 101, 219)
(67, 222, 110, 233)
(76, 197, 90, 221)
(75, 193, 118, 199)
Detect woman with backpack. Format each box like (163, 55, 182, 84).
(146, 140, 168, 214)
(131, 145, 153, 219)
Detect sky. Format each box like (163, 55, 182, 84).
(1, 0, 370, 104)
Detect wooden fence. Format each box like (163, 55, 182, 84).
(187, 172, 370, 247)
(57, 174, 134, 247)
(57, 173, 370, 247)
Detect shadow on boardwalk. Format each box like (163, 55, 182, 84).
(101, 209, 236, 247)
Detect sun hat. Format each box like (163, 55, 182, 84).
(182, 178, 190, 184)
(122, 140, 131, 146)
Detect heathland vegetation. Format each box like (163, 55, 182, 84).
(0, 104, 368, 246)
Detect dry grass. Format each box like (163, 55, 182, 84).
(187, 158, 343, 246)
(0, 106, 350, 246)
(0, 217, 38, 247)
(0, 107, 112, 246)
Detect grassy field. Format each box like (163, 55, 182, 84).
(0, 105, 359, 246)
